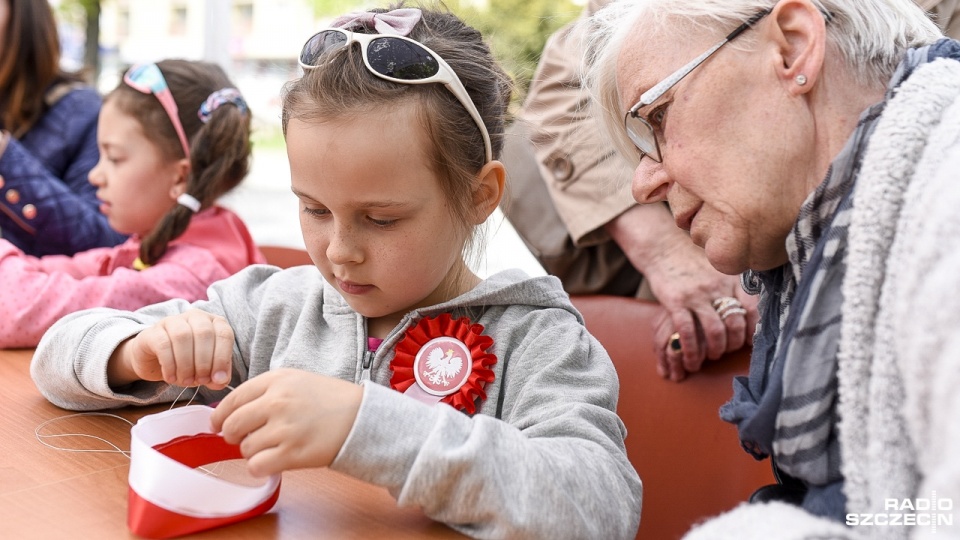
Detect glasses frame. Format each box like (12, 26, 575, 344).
(299, 28, 492, 164)
(123, 64, 191, 159)
(623, 8, 772, 163)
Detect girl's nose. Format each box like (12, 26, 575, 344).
(88, 160, 105, 187)
(326, 223, 363, 265)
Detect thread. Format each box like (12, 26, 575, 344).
(35, 412, 134, 456)
(35, 383, 236, 468)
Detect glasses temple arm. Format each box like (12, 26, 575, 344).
(638, 40, 726, 107)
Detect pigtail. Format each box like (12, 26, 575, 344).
(139, 203, 195, 266)
(136, 64, 252, 266)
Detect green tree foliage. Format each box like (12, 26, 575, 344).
(55, 0, 103, 83)
(444, 0, 582, 103)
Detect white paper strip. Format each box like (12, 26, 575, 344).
(129, 405, 281, 518)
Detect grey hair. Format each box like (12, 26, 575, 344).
(581, 0, 943, 166)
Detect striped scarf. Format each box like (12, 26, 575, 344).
(722, 41, 956, 520)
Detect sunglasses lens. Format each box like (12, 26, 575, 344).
(366, 37, 440, 80)
(300, 30, 348, 66)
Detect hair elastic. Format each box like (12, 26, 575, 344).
(177, 193, 202, 212)
(197, 88, 248, 123)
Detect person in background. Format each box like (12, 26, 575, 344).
(0, 59, 264, 349)
(0, 0, 126, 256)
(503, 0, 758, 382)
(921, 0, 960, 36)
(31, 5, 642, 539)
(586, 0, 960, 536)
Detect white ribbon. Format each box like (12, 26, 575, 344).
(129, 405, 280, 518)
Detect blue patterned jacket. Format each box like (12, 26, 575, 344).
(0, 85, 126, 256)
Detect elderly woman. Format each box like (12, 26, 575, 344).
(586, 0, 959, 537)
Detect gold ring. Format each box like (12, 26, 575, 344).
(669, 332, 682, 352)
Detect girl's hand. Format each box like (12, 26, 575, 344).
(209, 368, 363, 477)
(107, 309, 235, 389)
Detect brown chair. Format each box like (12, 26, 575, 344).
(259, 245, 313, 269)
(570, 295, 773, 540)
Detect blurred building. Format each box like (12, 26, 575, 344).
(97, 0, 342, 127)
(99, 0, 324, 64)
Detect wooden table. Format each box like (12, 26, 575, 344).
(0, 349, 464, 539)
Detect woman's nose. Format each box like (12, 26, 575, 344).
(631, 158, 670, 204)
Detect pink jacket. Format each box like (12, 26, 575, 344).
(0, 206, 265, 348)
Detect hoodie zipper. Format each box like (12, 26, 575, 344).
(360, 350, 374, 381)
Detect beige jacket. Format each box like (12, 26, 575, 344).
(515, 0, 631, 247)
(919, 0, 960, 38)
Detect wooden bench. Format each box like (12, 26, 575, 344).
(571, 295, 773, 540)
(259, 245, 314, 268)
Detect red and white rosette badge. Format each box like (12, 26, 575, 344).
(128, 405, 281, 538)
(390, 313, 497, 414)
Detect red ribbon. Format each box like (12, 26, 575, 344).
(128, 432, 280, 539)
(390, 313, 497, 414)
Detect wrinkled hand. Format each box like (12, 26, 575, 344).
(642, 240, 759, 382)
(607, 203, 760, 381)
(209, 368, 363, 477)
(108, 309, 234, 389)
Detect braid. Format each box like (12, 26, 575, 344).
(132, 60, 252, 266)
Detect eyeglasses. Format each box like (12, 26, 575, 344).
(299, 28, 492, 163)
(623, 8, 772, 163)
(124, 63, 191, 159)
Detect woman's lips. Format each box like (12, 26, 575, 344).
(674, 203, 701, 232)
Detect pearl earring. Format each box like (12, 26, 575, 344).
(795, 74, 808, 86)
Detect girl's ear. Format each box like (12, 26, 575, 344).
(471, 160, 506, 224)
(167, 157, 191, 199)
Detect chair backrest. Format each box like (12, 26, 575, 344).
(570, 295, 773, 540)
(259, 245, 313, 269)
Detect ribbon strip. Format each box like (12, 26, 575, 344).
(330, 7, 422, 36)
(128, 405, 281, 539)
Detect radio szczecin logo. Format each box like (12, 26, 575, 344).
(846, 492, 953, 533)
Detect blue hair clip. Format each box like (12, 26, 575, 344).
(197, 88, 248, 123)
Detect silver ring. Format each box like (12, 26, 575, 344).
(712, 296, 744, 320)
(719, 307, 747, 320)
(711, 296, 741, 311)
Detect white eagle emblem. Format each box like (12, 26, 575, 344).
(423, 348, 464, 387)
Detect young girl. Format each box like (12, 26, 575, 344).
(31, 6, 641, 539)
(0, 59, 264, 348)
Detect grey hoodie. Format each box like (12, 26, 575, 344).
(32, 265, 642, 539)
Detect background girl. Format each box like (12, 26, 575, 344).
(0, 0, 126, 256)
(32, 5, 642, 539)
(0, 59, 264, 348)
